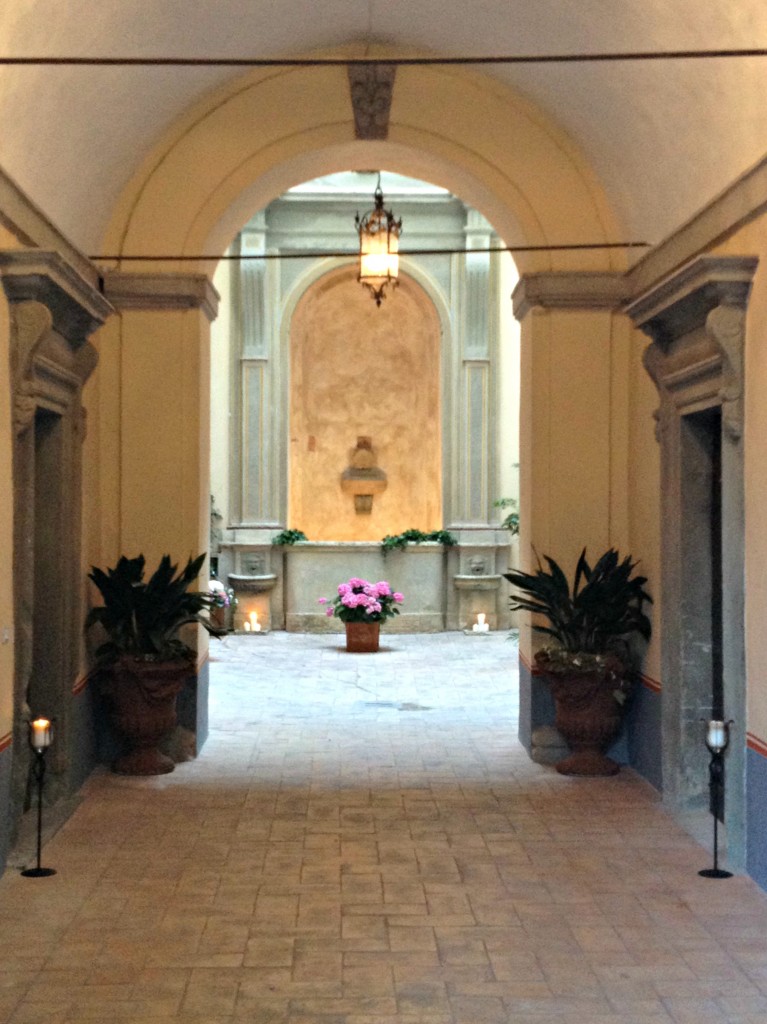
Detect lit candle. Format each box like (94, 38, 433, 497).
(707, 720, 727, 752)
(473, 613, 489, 633)
(249, 611, 261, 633)
(30, 718, 51, 749)
(243, 621, 251, 632)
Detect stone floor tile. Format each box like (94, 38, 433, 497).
(1, 632, 767, 1024)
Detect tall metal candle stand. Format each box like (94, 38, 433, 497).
(21, 717, 56, 878)
(698, 718, 733, 880)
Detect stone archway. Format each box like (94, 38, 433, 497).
(90, 52, 631, 754)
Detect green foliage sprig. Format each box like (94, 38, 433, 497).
(381, 529, 457, 555)
(271, 529, 308, 546)
(494, 497, 519, 535)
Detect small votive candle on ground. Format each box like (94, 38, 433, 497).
(243, 621, 251, 631)
(472, 613, 489, 633)
(30, 718, 52, 749)
(249, 611, 261, 632)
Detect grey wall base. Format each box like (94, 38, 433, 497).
(627, 683, 663, 792)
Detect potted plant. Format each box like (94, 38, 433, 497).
(504, 548, 652, 776)
(319, 577, 404, 652)
(208, 572, 237, 631)
(86, 552, 220, 775)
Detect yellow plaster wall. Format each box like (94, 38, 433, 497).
(0, 288, 14, 741)
(518, 306, 631, 663)
(713, 220, 767, 744)
(289, 268, 441, 541)
(82, 316, 121, 577)
(115, 307, 212, 567)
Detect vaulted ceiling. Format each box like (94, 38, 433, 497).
(1, 1, 767, 254)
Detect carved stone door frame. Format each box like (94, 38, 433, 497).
(0, 251, 110, 837)
(627, 255, 757, 869)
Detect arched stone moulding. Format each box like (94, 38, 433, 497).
(626, 254, 758, 871)
(101, 50, 624, 273)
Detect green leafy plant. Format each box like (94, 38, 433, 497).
(271, 529, 308, 545)
(504, 548, 652, 674)
(381, 529, 457, 554)
(86, 553, 220, 666)
(494, 497, 519, 535)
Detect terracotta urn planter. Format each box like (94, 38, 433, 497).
(345, 621, 380, 653)
(103, 657, 190, 775)
(538, 654, 627, 777)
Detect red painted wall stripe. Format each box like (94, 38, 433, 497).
(747, 732, 767, 758)
(0, 732, 12, 753)
(72, 674, 89, 696)
(520, 652, 662, 692)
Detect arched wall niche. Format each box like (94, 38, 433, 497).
(288, 264, 443, 542)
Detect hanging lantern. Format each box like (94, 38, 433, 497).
(355, 176, 402, 306)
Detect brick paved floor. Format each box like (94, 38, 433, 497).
(1, 632, 767, 1023)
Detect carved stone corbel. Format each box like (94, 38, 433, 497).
(707, 303, 745, 443)
(347, 63, 396, 140)
(9, 300, 52, 384)
(13, 382, 36, 436)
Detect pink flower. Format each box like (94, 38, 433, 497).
(338, 583, 351, 595)
(341, 593, 356, 607)
(318, 597, 327, 604)
(393, 592, 404, 603)
(349, 577, 368, 589)
(375, 581, 391, 597)
(325, 607, 334, 616)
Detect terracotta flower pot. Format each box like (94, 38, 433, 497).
(344, 621, 380, 653)
(537, 654, 627, 776)
(104, 657, 189, 775)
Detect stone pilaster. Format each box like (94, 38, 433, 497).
(452, 212, 496, 526)
(102, 269, 221, 755)
(511, 268, 629, 752)
(231, 218, 284, 529)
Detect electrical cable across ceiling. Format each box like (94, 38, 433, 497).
(3, 49, 767, 67)
(89, 243, 651, 264)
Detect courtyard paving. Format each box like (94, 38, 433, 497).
(1, 631, 767, 1023)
